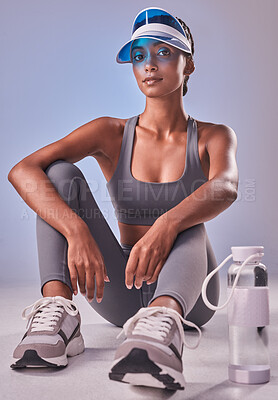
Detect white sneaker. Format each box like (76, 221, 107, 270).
(10, 296, 85, 368)
(109, 306, 202, 390)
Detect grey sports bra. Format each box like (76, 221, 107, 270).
(106, 114, 208, 225)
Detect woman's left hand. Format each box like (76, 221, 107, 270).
(125, 216, 178, 289)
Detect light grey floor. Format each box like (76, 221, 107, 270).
(1, 274, 277, 400)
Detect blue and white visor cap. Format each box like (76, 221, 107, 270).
(116, 7, 192, 63)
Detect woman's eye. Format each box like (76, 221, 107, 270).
(158, 49, 170, 56)
(133, 54, 143, 61)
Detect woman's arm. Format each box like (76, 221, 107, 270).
(7, 117, 114, 239)
(160, 123, 239, 233)
(7, 116, 117, 300)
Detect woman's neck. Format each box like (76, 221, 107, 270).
(139, 95, 189, 138)
(138, 90, 188, 139)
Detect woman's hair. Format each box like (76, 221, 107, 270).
(175, 17, 195, 96)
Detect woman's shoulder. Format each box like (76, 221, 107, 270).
(93, 116, 130, 160)
(98, 115, 129, 132)
(194, 117, 237, 145)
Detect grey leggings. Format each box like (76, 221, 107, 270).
(36, 160, 220, 328)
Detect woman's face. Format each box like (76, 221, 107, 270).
(130, 38, 192, 98)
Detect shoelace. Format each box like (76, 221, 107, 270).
(117, 306, 202, 350)
(21, 296, 79, 332)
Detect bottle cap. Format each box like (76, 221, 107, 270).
(231, 246, 264, 262)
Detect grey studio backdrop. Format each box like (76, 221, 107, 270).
(1, 0, 277, 286)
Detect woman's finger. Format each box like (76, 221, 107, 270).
(103, 263, 110, 282)
(146, 260, 165, 285)
(76, 263, 86, 295)
(68, 262, 78, 295)
(134, 252, 151, 289)
(85, 265, 95, 302)
(143, 250, 160, 281)
(125, 249, 139, 289)
(94, 266, 105, 302)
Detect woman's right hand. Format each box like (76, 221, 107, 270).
(66, 224, 110, 303)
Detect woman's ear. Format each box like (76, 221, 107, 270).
(184, 57, 195, 76)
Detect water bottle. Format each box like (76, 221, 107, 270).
(227, 246, 270, 384)
(201, 245, 270, 384)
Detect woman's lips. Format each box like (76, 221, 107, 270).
(143, 78, 163, 85)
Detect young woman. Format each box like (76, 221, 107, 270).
(8, 7, 238, 391)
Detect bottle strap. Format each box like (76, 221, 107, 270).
(201, 252, 264, 311)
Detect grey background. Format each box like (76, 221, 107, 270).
(1, 0, 278, 285)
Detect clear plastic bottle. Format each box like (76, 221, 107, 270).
(201, 245, 270, 384)
(227, 246, 270, 384)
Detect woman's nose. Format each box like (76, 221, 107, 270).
(142, 51, 157, 67)
(145, 65, 157, 72)
(144, 57, 158, 72)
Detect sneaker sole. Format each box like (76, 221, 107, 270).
(10, 334, 85, 369)
(109, 348, 185, 390)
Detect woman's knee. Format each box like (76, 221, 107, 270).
(44, 160, 85, 200)
(45, 160, 83, 182)
(176, 223, 206, 247)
